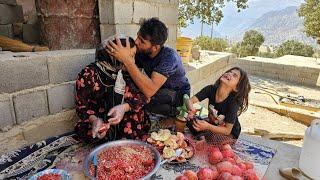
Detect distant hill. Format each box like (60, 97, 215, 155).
(181, 0, 318, 46)
(231, 6, 317, 46)
(181, 0, 305, 39)
(214, 0, 304, 36)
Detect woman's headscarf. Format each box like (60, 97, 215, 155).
(93, 36, 135, 87)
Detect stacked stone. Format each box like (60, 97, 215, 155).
(0, 49, 95, 131)
(0, 0, 40, 45)
(98, 0, 179, 49)
(0, 0, 23, 39)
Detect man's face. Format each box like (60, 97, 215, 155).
(135, 33, 153, 55)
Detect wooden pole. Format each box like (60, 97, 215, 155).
(0, 35, 49, 52)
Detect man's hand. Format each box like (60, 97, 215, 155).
(107, 104, 129, 125)
(106, 36, 134, 65)
(193, 119, 210, 132)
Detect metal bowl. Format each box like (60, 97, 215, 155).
(84, 139, 161, 180)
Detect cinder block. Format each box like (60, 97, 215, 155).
(100, 24, 139, 41)
(114, 0, 134, 24)
(186, 69, 200, 84)
(167, 25, 177, 42)
(0, 0, 17, 5)
(132, 0, 158, 24)
(0, 4, 23, 24)
(169, 0, 179, 5)
(0, 94, 15, 129)
(98, 0, 114, 24)
(165, 40, 176, 50)
(0, 52, 49, 93)
(299, 67, 320, 75)
(263, 62, 284, 71)
(45, 49, 95, 84)
(149, 0, 169, 4)
(47, 82, 75, 114)
(99, 0, 134, 24)
(12, 23, 22, 37)
(22, 23, 40, 43)
(13, 89, 49, 124)
(0, 24, 13, 38)
(158, 5, 178, 25)
(199, 63, 211, 78)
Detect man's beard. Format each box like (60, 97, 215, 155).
(138, 47, 153, 56)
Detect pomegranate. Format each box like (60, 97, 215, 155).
(237, 163, 247, 171)
(221, 150, 235, 158)
(230, 176, 244, 180)
(224, 157, 236, 164)
(217, 161, 233, 173)
(231, 165, 243, 176)
(211, 166, 219, 179)
(243, 169, 259, 180)
(197, 168, 216, 180)
(176, 175, 189, 180)
(208, 146, 220, 152)
(218, 172, 232, 180)
(183, 170, 198, 180)
(209, 150, 223, 165)
(244, 161, 254, 170)
(221, 144, 232, 151)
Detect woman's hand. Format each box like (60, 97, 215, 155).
(107, 104, 130, 125)
(92, 118, 110, 139)
(193, 119, 211, 132)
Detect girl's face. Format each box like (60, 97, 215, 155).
(220, 69, 241, 92)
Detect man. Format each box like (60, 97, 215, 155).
(106, 17, 190, 117)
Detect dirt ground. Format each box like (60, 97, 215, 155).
(239, 75, 320, 147)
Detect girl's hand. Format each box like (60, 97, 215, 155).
(187, 109, 198, 120)
(193, 119, 210, 132)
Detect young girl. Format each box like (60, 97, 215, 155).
(186, 67, 251, 144)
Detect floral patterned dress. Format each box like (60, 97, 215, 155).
(75, 64, 150, 143)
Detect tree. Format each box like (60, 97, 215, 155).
(275, 40, 315, 57)
(238, 30, 264, 57)
(298, 0, 320, 44)
(193, 36, 228, 52)
(178, 0, 248, 27)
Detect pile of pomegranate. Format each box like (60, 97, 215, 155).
(37, 174, 62, 180)
(176, 144, 259, 180)
(89, 145, 155, 180)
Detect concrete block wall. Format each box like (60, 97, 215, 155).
(98, 0, 178, 49)
(0, 49, 95, 130)
(233, 56, 320, 87)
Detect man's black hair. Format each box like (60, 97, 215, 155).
(139, 17, 168, 46)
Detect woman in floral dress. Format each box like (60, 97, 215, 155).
(75, 36, 150, 143)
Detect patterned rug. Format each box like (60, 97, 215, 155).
(0, 130, 276, 180)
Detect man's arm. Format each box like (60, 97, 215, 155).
(124, 60, 167, 98)
(105, 36, 167, 98)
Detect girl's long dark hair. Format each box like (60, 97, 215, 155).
(214, 67, 251, 115)
(95, 37, 135, 70)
